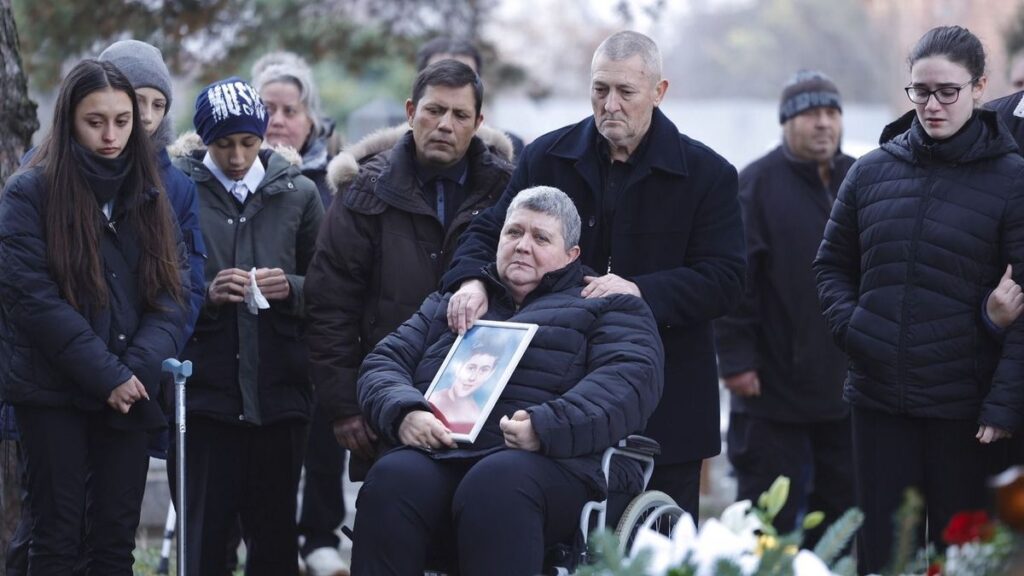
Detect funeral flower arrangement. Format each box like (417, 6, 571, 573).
(578, 477, 862, 576)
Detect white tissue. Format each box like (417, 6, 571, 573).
(244, 267, 270, 314)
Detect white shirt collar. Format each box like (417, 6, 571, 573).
(202, 151, 266, 200)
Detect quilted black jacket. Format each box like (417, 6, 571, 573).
(814, 110, 1024, 430)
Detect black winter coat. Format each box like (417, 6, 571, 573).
(0, 168, 188, 430)
(985, 91, 1024, 153)
(814, 110, 1024, 430)
(441, 109, 745, 463)
(306, 130, 512, 422)
(716, 145, 853, 422)
(358, 261, 664, 497)
(157, 149, 207, 337)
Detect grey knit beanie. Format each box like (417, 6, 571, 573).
(98, 40, 173, 109)
(778, 70, 842, 124)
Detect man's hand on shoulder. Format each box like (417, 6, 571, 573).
(447, 279, 489, 334)
(582, 273, 641, 299)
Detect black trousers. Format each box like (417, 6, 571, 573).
(168, 416, 306, 576)
(648, 459, 702, 519)
(851, 406, 989, 575)
(14, 405, 148, 576)
(351, 449, 590, 576)
(297, 400, 347, 556)
(728, 412, 854, 546)
(3, 441, 29, 576)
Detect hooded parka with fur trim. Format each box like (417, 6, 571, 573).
(171, 133, 324, 425)
(305, 125, 513, 448)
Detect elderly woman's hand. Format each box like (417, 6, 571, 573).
(500, 410, 541, 451)
(399, 410, 457, 450)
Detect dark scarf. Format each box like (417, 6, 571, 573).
(71, 140, 130, 207)
(909, 109, 984, 164)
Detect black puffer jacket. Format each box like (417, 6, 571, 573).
(0, 168, 188, 430)
(357, 260, 664, 497)
(814, 110, 1024, 430)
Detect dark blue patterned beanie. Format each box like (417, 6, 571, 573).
(193, 77, 268, 144)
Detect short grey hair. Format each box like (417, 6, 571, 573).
(506, 186, 581, 250)
(591, 31, 662, 83)
(251, 51, 324, 136)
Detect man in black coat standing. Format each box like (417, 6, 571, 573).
(714, 70, 854, 542)
(442, 30, 745, 517)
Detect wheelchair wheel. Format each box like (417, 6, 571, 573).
(613, 490, 684, 556)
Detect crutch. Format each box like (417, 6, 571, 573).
(156, 505, 176, 574)
(162, 358, 192, 576)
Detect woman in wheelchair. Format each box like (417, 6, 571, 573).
(353, 186, 665, 575)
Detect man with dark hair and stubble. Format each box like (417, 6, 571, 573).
(305, 59, 513, 483)
(417, 36, 526, 159)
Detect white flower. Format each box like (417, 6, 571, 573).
(719, 500, 763, 547)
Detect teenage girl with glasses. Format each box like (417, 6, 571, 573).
(814, 25, 1024, 574)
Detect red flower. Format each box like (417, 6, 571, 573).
(926, 562, 942, 576)
(942, 510, 993, 545)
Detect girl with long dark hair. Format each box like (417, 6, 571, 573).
(0, 59, 186, 574)
(815, 26, 1024, 573)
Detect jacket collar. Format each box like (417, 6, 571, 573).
(344, 132, 498, 217)
(546, 107, 688, 194)
(480, 259, 595, 309)
(880, 109, 1020, 165)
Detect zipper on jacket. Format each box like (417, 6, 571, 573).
(896, 174, 934, 413)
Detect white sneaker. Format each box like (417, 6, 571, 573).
(304, 547, 351, 576)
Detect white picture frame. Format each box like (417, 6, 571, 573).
(423, 320, 538, 443)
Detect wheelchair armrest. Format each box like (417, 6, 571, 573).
(616, 434, 661, 458)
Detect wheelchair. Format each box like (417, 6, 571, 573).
(543, 435, 686, 575)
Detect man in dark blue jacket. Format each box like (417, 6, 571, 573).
(715, 71, 854, 543)
(442, 30, 745, 516)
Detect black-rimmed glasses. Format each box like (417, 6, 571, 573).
(904, 79, 976, 105)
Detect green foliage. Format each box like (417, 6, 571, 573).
(575, 530, 652, 576)
(812, 507, 864, 566)
(709, 557, 745, 576)
(885, 487, 925, 576)
(830, 556, 856, 576)
(10, 0, 494, 91)
(801, 510, 825, 531)
(753, 475, 790, 536)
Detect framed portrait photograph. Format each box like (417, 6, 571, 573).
(423, 320, 538, 443)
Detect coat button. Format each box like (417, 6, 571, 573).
(287, 182, 295, 189)
(430, 253, 438, 260)
(472, 210, 480, 216)
(239, 217, 247, 223)
(238, 414, 245, 421)
(588, 216, 596, 228)
(227, 218, 234, 225)
(117, 334, 126, 341)
(111, 272, 118, 278)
